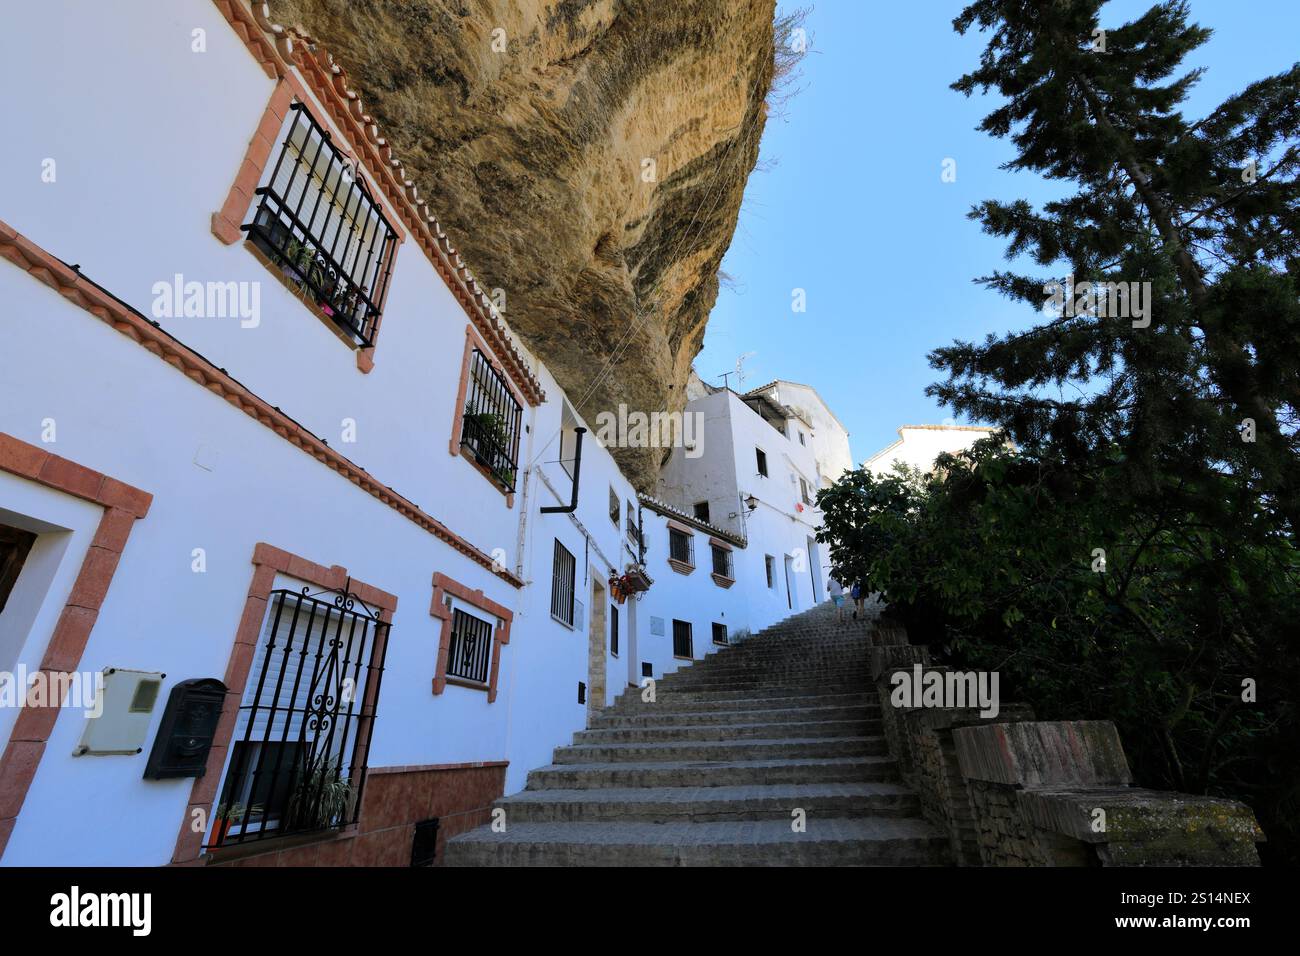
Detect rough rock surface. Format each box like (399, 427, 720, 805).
(271, 0, 777, 486)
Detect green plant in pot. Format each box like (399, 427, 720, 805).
(287, 755, 356, 831)
(212, 801, 263, 844)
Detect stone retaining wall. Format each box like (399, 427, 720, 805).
(870, 628, 1265, 866)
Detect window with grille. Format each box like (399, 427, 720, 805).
(447, 608, 493, 685)
(208, 587, 389, 849)
(610, 604, 619, 656)
(551, 539, 576, 627)
(712, 623, 728, 646)
(765, 555, 775, 588)
(711, 544, 732, 578)
(756, 448, 768, 477)
(800, 478, 812, 505)
(609, 487, 620, 526)
(461, 348, 523, 491)
(244, 103, 397, 348)
(693, 501, 710, 523)
(668, 528, 693, 566)
(672, 620, 693, 659)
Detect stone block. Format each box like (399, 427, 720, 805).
(953, 720, 1132, 789)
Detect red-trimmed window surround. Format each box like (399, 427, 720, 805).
(666, 521, 695, 576)
(212, 79, 403, 374)
(0, 433, 152, 863)
(171, 542, 397, 865)
(449, 326, 525, 506)
(709, 537, 735, 589)
(430, 572, 513, 703)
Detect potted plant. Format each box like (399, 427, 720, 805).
(211, 801, 262, 845)
(287, 756, 356, 832)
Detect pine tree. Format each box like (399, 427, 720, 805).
(932, 0, 1300, 539)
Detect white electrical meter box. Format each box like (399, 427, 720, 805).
(73, 668, 165, 756)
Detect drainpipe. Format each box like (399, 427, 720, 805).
(541, 427, 586, 514)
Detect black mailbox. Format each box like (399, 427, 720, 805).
(143, 678, 227, 780)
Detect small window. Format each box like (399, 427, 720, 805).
(626, 501, 641, 548)
(800, 478, 812, 505)
(610, 604, 619, 656)
(244, 103, 397, 347)
(551, 540, 576, 627)
(756, 448, 768, 477)
(447, 608, 493, 685)
(712, 623, 728, 646)
(668, 528, 694, 566)
(765, 555, 775, 589)
(798, 432, 806, 446)
(461, 349, 523, 491)
(672, 620, 694, 659)
(693, 501, 710, 523)
(609, 487, 620, 526)
(711, 544, 732, 579)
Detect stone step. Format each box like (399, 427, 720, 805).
(554, 736, 886, 764)
(609, 690, 875, 713)
(669, 659, 870, 670)
(591, 702, 876, 728)
(442, 818, 950, 866)
(494, 782, 921, 822)
(573, 717, 880, 744)
(526, 755, 899, 790)
(629, 685, 869, 705)
(662, 671, 872, 689)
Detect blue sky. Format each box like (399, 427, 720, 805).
(698, 0, 1300, 463)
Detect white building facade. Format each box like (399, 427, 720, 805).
(0, 0, 846, 867)
(657, 377, 849, 636)
(864, 425, 1000, 476)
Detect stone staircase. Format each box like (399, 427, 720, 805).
(443, 602, 950, 866)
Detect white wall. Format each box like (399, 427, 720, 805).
(864, 425, 998, 476)
(0, 0, 831, 864)
(761, 382, 854, 485)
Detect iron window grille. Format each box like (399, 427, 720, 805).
(765, 555, 776, 589)
(668, 529, 694, 566)
(447, 608, 493, 685)
(711, 544, 732, 578)
(609, 487, 620, 527)
(461, 348, 523, 492)
(672, 620, 694, 659)
(208, 586, 390, 850)
(712, 623, 729, 646)
(243, 103, 397, 348)
(551, 539, 576, 627)
(610, 604, 619, 656)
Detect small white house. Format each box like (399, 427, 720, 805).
(864, 425, 1000, 477)
(656, 376, 846, 635)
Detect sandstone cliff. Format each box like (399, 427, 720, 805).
(270, 0, 777, 486)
